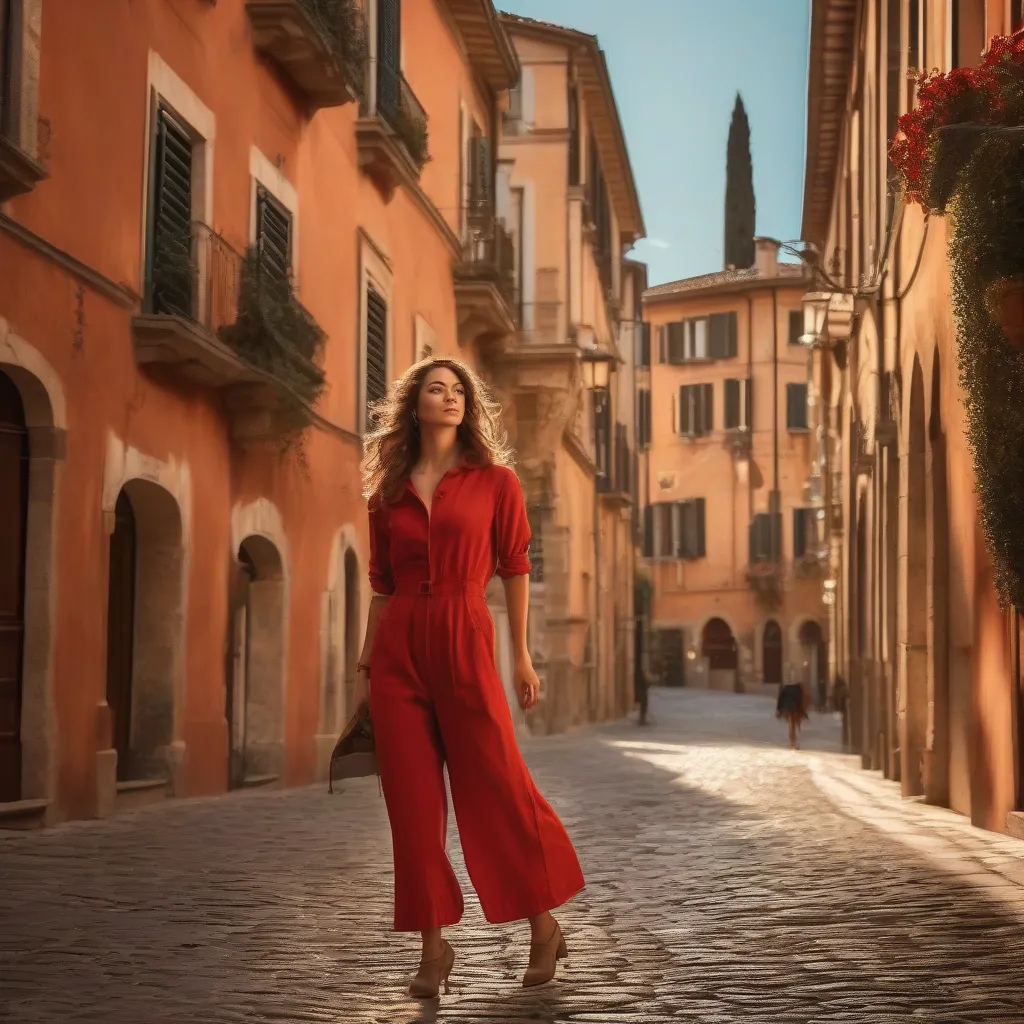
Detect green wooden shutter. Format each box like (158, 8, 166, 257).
(695, 498, 706, 557)
(724, 379, 740, 429)
(365, 285, 388, 417)
(148, 106, 194, 317)
(702, 383, 713, 435)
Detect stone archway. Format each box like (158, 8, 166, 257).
(899, 356, 928, 796)
(925, 350, 950, 806)
(702, 617, 737, 692)
(0, 327, 65, 817)
(762, 619, 783, 685)
(232, 534, 286, 785)
(104, 478, 184, 786)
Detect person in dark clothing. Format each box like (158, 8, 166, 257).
(635, 668, 650, 726)
(776, 680, 810, 749)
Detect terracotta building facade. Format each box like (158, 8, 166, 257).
(0, 0, 523, 826)
(802, 0, 1024, 838)
(479, 14, 647, 735)
(640, 241, 828, 695)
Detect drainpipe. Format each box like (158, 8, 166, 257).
(771, 285, 780, 560)
(746, 292, 754, 525)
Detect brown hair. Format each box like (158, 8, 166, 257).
(360, 356, 513, 507)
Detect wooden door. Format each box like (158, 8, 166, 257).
(105, 490, 137, 781)
(0, 370, 28, 802)
(227, 550, 255, 788)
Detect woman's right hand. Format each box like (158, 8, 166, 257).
(353, 667, 370, 712)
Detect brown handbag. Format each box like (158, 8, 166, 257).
(327, 702, 379, 794)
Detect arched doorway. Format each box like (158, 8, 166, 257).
(702, 617, 737, 691)
(230, 535, 286, 786)
(343, 548, 361, 721)
(762, 620, 783, 685)
(104, 479, 183, 783)
(798, 620, 827, 708)
(900, 357, 928, 797)
(0, 371, 28, 802)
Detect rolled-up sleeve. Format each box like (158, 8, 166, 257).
(494, 468, 532, 579)
(368, 505, 395, 595)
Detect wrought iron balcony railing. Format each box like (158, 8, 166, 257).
(373, 61, 429, 168)
(459, 211, 518, 312)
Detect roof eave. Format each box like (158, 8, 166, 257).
(446, 0, 522, 93)
(643, 272, 813, 305)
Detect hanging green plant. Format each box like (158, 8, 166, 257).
(218, 246, 328, 464)
(890, 31, 1024, 609)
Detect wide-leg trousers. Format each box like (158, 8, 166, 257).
(369, 581, 585, 932)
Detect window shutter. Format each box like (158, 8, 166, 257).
(637, 389, 652, 448)
(658, 325, 667, 364)
(724, 379, 739, 429)
(695, 498, 706, 557)
(149, 106, 194, 317)
(788, 309, 803, 346)
(702, 383, 713, 435)
(672, 501, 685, 557)
(677, 385, 688, 435)
(744, 377, 753, 429)
(365, 285, 388, 418)
(708, 312, 737, 359)
(470, 136, 493, 211)
(680, 500, 696, 558)
(642, 504, 653, 558)
(793, 508, 806, 558)
(786, 383, 808, 430)
(639, 322, 651, 367)
(567, 84, 580, 185)
(667, 322, 686, 364)
(726, 311, 737, 357)
(376, 0, 402, 115)
(256, 185, 293, 296)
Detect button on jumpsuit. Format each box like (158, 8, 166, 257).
(368, 462, 585, 932)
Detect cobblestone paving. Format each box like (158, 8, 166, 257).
(3, 689, 1024, 1023)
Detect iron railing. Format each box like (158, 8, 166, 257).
(460, 211, 519, 312)
(373, 61, 429, 168)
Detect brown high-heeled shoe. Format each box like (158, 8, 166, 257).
(522, 921, 568, 988)
(409, 940, 455, 999)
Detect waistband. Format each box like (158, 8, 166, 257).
(394, 580, 486, 597)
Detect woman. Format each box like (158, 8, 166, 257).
(354, 356, 585, 999)
(776, 675, 810, 750)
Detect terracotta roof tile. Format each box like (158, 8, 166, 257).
(643, 262, 809, 300)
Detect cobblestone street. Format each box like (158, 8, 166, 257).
(4, 689, 1024, 1023)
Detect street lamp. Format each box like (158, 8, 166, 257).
(800, 291, 831, 348)
(580, 343, 617, 724)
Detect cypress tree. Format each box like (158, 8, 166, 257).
(724, 93, 756, 270)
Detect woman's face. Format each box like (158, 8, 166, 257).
(416, 366, 466, 428)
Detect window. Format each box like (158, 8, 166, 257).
(365, 284, 388, 421)
(650, 499, 706, 559)
(567, 83, 580, 185)
(793, 507, 816, 559)
(637, 321, 651, 368)
(788, 309, 803, 346)
(255, 184, 293, 291)
(376, 0, 402, 118)
(677, 383, 713, 437)
(749, 511, 782, 564)
(466, 132, 492, 219)
(146, 105, 194, 317)
(636, 389, 652, 448)
(593, 391, 611, 479)
(724, 378, 752, 430)
(786, 382, 809, 431)
(708, 311, 738, 358)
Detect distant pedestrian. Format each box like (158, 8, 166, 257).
(635, 667, 650, 726)
(816, 673, 828, 712)
(776, 679, 810, 750)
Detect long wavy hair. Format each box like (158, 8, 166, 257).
(361, 356, 513, 508)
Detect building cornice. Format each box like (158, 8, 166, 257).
(441, 0, 521, 93)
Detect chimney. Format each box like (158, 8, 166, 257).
(754, 237, 778, 278)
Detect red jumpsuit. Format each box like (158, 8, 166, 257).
(368, 461, 585, 932)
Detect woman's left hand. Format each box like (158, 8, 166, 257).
(514, 656, 541, 711)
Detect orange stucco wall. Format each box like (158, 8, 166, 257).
(1, 0, 500, 822)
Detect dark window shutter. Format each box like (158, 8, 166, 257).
(656, 503, 673, 557)
(680, 500, 696, 558)
(788, 309, 803, 346)
(376, 0, 402, 115)
(256, 185, 293, 295)
(678, 385, 690, 435)
(667, 322, 686, 364)
(750, 512, 777, 563)
(639, 322, 651, 367)
(708, 312, 737, 359)
(724, 378, 740, 429)
(702, 383, 713, 434)
(148, 106, 194, 317)
(642, 504, 653, 558)
(695, 498, 706, 557)
(365, 286, 388, 419)
(786, 383, 808, 430)
(658, 325, 667, 364)
(637, 389, 652, 448)
(793, 508, 807, 558)
(568, 84, 580, 185)
(744, 377, 753, 429)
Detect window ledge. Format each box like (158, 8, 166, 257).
(0, 134, 48, 201)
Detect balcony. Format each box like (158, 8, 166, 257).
(723, 426, 752, 458)
(745, 561, 783, 609)
(246, 0, 367, 110)
(357, 61, 429, 199)
(598, 425, 633, 508)
(0, 103, 47, 201)
(132, 223, 326, 447)
(793, 551, 826, 581)
(455, 211, 518, 346)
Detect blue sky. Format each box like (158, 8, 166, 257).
(498, 0, 812, 286)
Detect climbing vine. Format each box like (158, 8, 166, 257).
(890, 32, 1024, 608)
